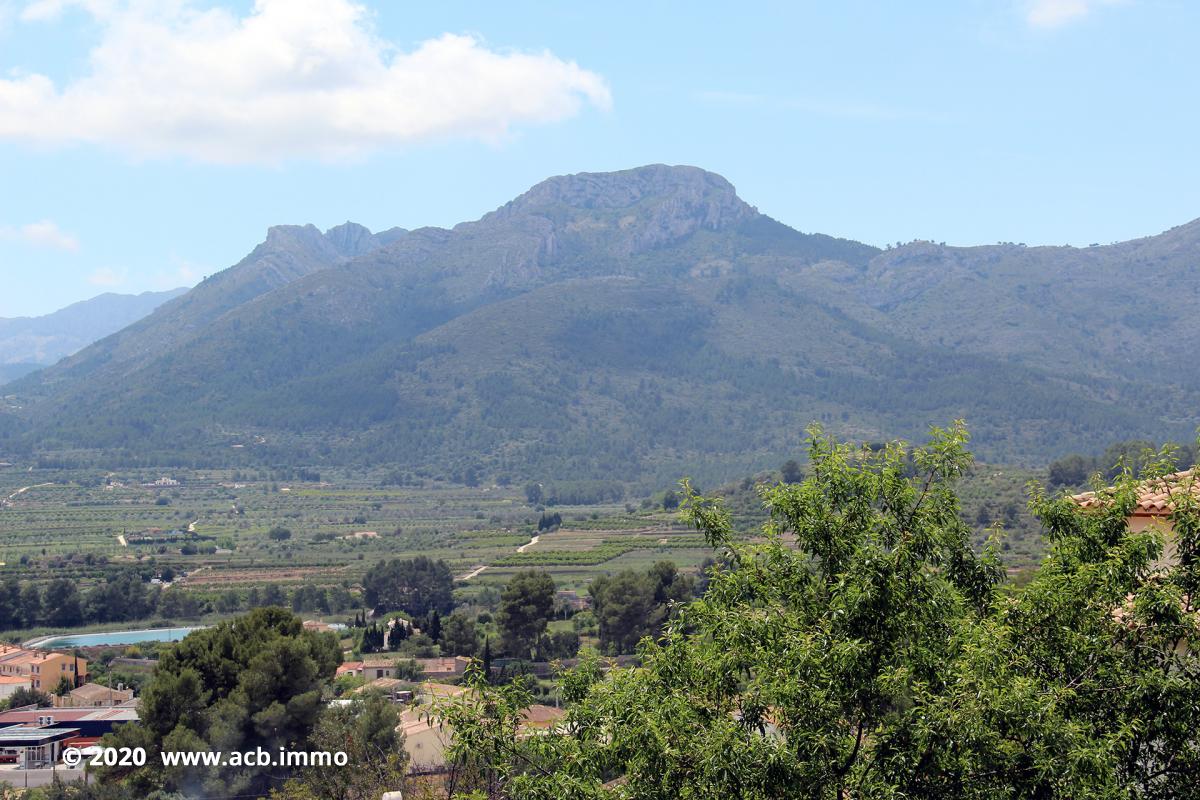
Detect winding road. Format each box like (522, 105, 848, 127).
(458, 533, 542, 581)
(2, 482, 53, 506)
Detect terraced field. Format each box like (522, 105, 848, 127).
(0, 464, 718, 600)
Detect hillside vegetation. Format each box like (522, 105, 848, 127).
(4, 165, 1199, 484)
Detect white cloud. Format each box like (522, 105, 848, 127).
(1025, 0, 1126, 28)
(87, 266, 126, 287)
(1, 0, 612, 164)
(0, 220, 79, 251)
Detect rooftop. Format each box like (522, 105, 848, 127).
(1072, 469, 1199, 516)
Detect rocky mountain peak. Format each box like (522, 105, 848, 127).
(324, 222, 378, 258)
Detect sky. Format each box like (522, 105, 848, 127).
(0, 0, 1197, 316)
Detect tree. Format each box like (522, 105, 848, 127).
(781, 458, 803, 483)
(497, 570, 556, 658)
(262, 583, 286, 607)
(53, 675, 72, 696)
(273, 692, 408, 800)
(5, 686, 52, 709)
(43, 579, 83, 628)
(268, 526, 292, 541)
(440, 612, 478, 657)
(96, 608, 341, 798)
(0, 578, 20, 630)
(19, 583, 41, 627)
(361, 557, 454, 617)
(524, 483, 543, 505)
(427, 609, 442, 643)
(589, 561, 693, 654)
(441, 426, 1200, 798)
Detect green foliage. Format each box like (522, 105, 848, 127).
(361, 556, 453, 617)
(588, 560, 694, 654)
(96, 608, 341, 798)
(437, 424, 1200, 797)
(1048, 439, 1199, 487)
(441, 612, 479, 657)
(5, 686, 52, 709)
(497, 570, 556, 659)
(272, 692, 408, 800)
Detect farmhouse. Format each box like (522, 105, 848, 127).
(53, 681, 134, 708)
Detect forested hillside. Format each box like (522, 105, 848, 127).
(3, 165, 1198, 484)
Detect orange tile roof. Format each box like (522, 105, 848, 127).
(1072, 469, 1199, 516)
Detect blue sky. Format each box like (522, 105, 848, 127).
(0, 0, 1197, 316)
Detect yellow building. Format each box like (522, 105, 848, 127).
(0, 645, 88, 691)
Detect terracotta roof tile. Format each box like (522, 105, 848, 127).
(1072, 469, 1199, 515)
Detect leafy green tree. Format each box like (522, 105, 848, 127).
(589, 561, 693, 654)
(96, 608, 340, 798)
(5, 686, 52, 709)
(362, 556, 454, 617)
(0, 578, 21, 630)
(439, 426, 1200, 798)
(497, 570, 556, 658)
(272, 692, 408, 800)
(262, 583, 286, 607)
(441, 612, 478, 657)
(43, 579, 83, 627)
(268, 525, 292, 541)
(18, 582, 41, 627)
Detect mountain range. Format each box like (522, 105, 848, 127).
(2, 164, 1197, 485)
(0, 288, 187, 385)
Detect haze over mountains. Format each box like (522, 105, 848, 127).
(0, 288, 186, 385)
(2, 165, 1197, 484)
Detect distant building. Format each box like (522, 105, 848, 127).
(53, 682, 134, 708)
(401, 703, 565, 773)
(415, 657, 469, 681)
(556, 590, 591, 611)
(0, 645, 87, 690)
(0, 706, 138, 738)
(338, 658, 401, 680)
(0, 675, 31, 701)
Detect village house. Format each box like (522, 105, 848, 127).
(337, 656, 471, 681)
(401, 702, 566, 773)
(1073, 468, 1199, 564)
(53, 681, 134, 708)
(0, 645, 88, 691)
(415, 656, 470, 681)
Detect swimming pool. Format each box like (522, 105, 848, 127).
(29, 626, 203, 649)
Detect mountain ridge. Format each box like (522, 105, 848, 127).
(3, 164, 1198, 484)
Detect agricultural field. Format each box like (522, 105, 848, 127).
(0, 463, 718, 612)
(0, 453, 1050, 634)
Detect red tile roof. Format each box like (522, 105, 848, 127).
(1072, 469, 1199, 516)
